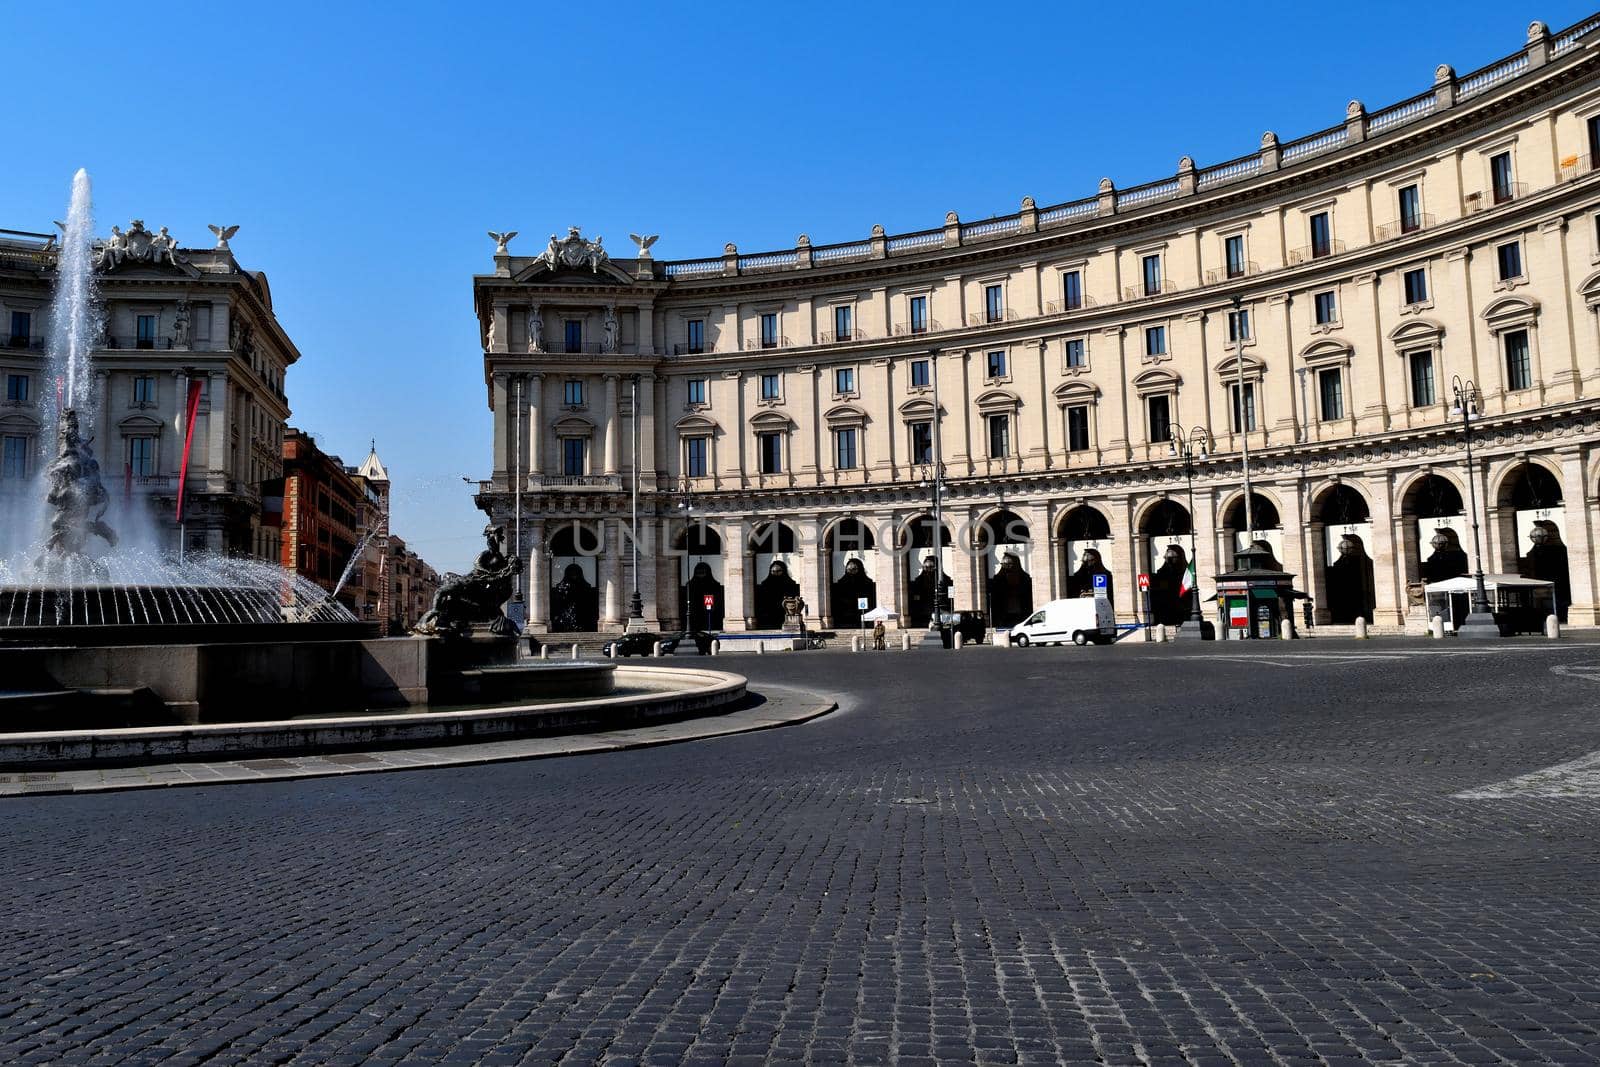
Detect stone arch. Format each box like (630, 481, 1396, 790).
(823, 517, 879, 629)
(1219, 490, 1284, 570)
(1056, 505, 1114, 605)
(1398, 472, 1470, 589)
(1493, 459, 1563, 510)
(899, 513, 954, 628)
(1494, 460, 1569, 615)
(672, 521, 725, 631)
(975, 510, 1034, 628)
(1138, 499, 1194, 626)
(748, 521, 801, 629)
(547, 520, 602, 633)
(1310, 483, 1375, 625)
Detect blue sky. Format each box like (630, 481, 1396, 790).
(6, 0, 1593, 572)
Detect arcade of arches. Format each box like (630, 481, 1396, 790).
(519, 455, 1593, 632)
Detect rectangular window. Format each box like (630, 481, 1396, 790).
(909, 295, 928, 334)
(987, 414, 1010, 459)
(1066, 405, 1090, 451)
(8, 311, 29, 346)
(834, 367, 855, 396)
(1504, 329, 1532, 391)
(1314, 290, 1337, 325)
(1403, 267, 1428, 305)
(685, 436, 708, 477)
(1230, 382, 1257, 432)
(1062, 270, 1083, 311)
(564, 321, 582, 353)
(564, 379, 584, 406)
(910, 422, 933, 465)
(1310, 212, 1332, 258)
(5, 374, 27, 404)
(986, 350, 1007, 379)
(1319, 368, 1345, 420)
(1496, 241, 1523, 281)
(760, 372, 781, 401)
(1144, 325, 1167, 357)
(1064, 338, 1086, 368)
(1224, 235, 1245, 278)
(1408, 349, 1436, 406)
(1399, 184, 1422, 232)
(128, 435, 157, 476)
(759, 313, 778, 349)
(132, 375, 155, 404)
(136, 314, 157, 350)
(910, 358, 930, 388)
(1590, 114, 1600, 163)
(1490, 152, 1514, 203)
(685, 378, 706, 406)
(1, 435, 27, 479)
(1227, 309, 1250, 343)
(1141, 254, 1162, 296)
(835, 427, 858, 470)
(984, 284, 1003, 323)
(833, 305, 852, 342)
(758, 431, 783, 474)
(562, 437, 586, 476)
(686, 319, 705, 354)
(1146, 394, 1172, 444)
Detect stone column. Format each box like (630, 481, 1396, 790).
(1367, 472, 1403, 626)
(722, 519, 748, 631)
(1558, 447, 1596, 624)
(637, 303, 655, 355)
(1277, 477, 1308, 607)
(874, 513, 899, 616)
(603, 374, 620, 475)
(1107, 496, 1137, 623)
(1193, 487, 1219, 613)
(491, 373, 508, 478)
(601, 520, 622, 626)
(1025, 503, 1053, 603)
(526, 373, 543, 477)
(806, 536, 827, 629)
(207, 370, 228, 488)
(528, 519, 548, 629)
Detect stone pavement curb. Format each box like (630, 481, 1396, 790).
(0, 685, 834, 798)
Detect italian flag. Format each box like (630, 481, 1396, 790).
(1179, 557, 1196, 597)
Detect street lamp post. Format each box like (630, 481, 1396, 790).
(678, 477, 696, 633)
(1169, 425, 1210, 633)
(922, 349, 948, 649)
(1232, 295, 1255, 548)
(1451, 376, 1501, 638)
(625, 373, 646, 632)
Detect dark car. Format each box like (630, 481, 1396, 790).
(937, 610, 988, 648)
(601, 632, 680, 657)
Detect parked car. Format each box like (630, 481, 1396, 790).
(601, 632, 679, 657)
(1004, 597, 1115, 646)
(937, 610, 988, 648)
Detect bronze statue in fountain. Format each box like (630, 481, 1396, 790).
(413, 524, 522, 637)
(33, 409, 117, 578)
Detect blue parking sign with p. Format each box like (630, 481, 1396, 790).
(1092, 573, 1108, 589)
(1092, 573, 1109, 599)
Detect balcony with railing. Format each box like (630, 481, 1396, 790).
(1043, 295, 1098, 315)
(1465, 182, 1528, 212)
(105, 335, 178, 351)
(1287, 239, 1348, 265)
(891, 320, 944, 336)
(742, 335, 792, 350)
(966, 309, 1020, 327)
(885, 230, 945, 254)
(819, 329, 870, 344)
(1374, 213, 1437, 241)
(672, 342, 709, 356)
(525, 473, 625, 491)
(1560, 153, 1597, 180)
(6, 335, 43, 351)
(1122, 278, 1180, 301)
(1204, 262, 1261, 285)
(960, 217, 1023, 242)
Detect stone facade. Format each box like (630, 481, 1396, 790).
(0, 225, 294, 560)
(475, 18, 1600, 633)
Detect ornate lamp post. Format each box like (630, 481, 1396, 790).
(920, 348, 949, 648)
(1451, 376, 1501, 638)
(1169, 425, 1209, 630)
(678, 476, 696, 633)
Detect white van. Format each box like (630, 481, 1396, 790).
(1005, 597, 1116, 646)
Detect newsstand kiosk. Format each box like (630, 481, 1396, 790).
(1213, 543, 1298, 640)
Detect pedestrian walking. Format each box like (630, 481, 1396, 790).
(872, 620, 886, 651)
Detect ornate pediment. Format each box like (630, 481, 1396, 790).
(532, 227, 609, 274)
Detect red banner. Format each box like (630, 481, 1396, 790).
(175, 379, 203, 523)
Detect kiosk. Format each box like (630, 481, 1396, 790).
(1212, 543, 1300, 640)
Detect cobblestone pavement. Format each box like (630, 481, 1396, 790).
(4, 639, 1600, 1065)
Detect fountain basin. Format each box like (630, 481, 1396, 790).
(0, 665, 746, 770)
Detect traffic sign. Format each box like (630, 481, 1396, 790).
(703, 594, 715, 608)
(1093, 573, 1109, 599)
(1137, 572, 1151, 591)
(857, 597, 869, 611)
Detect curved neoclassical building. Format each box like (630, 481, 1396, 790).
(475, 16, 1600, 634)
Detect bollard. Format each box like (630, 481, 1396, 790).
(710, 639, 720, 656)
(652, 641, 662, 657)
(608, 643, 618, 659)
(1156, 624, 1167, 642)
(1280, 624, 1293, 641)
(756, 643, 765, 655)
(900, 633, 910, 651)
(571, 644, 579, 660)
(1354, 617, 1369, 639)
(851, 635, 862, 653)
(540, 645, 549, 660)
(1429, 615, 1445, 639)
(953, 631, 964, 650)
(1546, 614, 1561, 639)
